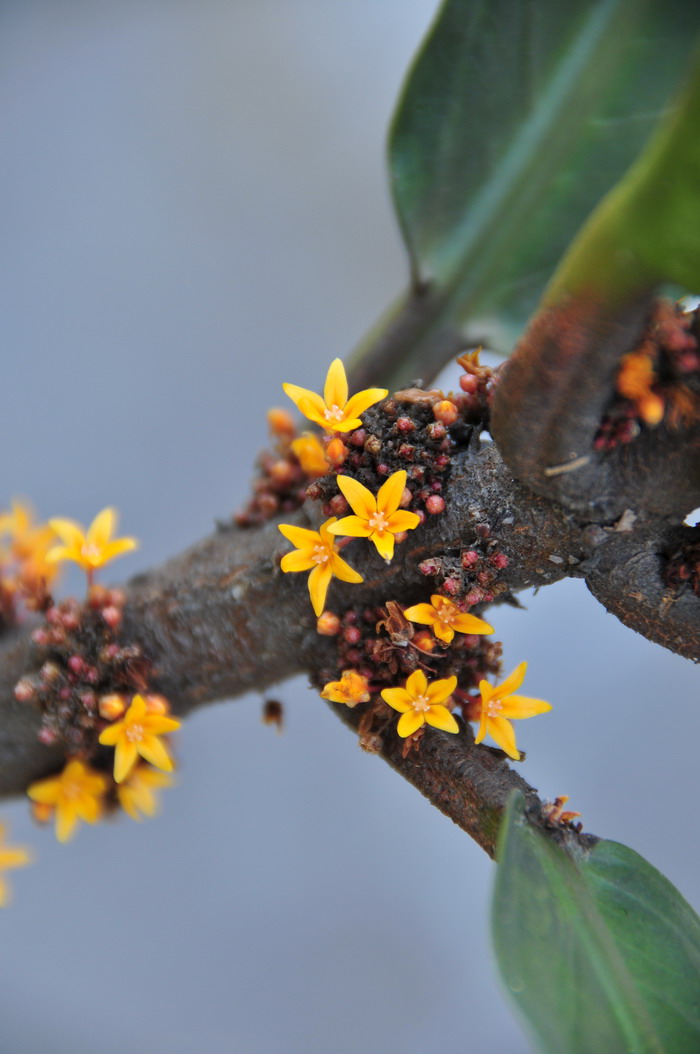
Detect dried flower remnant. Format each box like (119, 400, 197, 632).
(278, 517, 363, 616)
(320, 670, 371, 707)
(403, 595, 493, 644)
(27, 759, 109, 842)
(283, 358, 387, 433)
(47, 507, 138, 583)
(328, 470, 421, 562)
(0, 823, 32, 906)
(381, 669, 459, 738)
(617, 350, 665, 426)
(117, 764, 174, 821)
(473, 662, 551, 761)
(98, 693, 181, 783)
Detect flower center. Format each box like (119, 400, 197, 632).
(323, 404, 345, 422)
(368, 511, 389, 532)
(311, 544, 330, 565)
(435, 602, 456, 624)
(412, 694, 431, 713)
(62, 781, 81, 800)
(81, 542, 102, 564)
(486, 700, 502, 718)
(126, 723, 145, 742)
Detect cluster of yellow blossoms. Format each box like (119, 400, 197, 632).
(0, 504, 171, 903)
(278, 359, 553, 759)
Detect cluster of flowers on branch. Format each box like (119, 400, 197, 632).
(0, 504, 179, 903)
(276, 358, 552, 759)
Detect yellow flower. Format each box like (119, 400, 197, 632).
(283, 358, 387, 433)
(98, 694, 181, 783)
(46, 507, 138, 579)
(0, 822, 32, 907)
(278, 517, 363, 616)
(117, 764, 174, 821)
(27, 760, 109, 843)
(617, 350, 664, 425)
(290, 433, 330, 476)
(474, 662, 552, 760)
(0, 499, 58, 588)
(320, 669, 371, 707)
(381, 669, 459, 738)
(403, 594, 494, 644)
(327, 470, 420, 562)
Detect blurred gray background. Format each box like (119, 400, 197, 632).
(0, 3, 697, 1053)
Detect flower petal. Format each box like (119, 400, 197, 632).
(280, 550, 316, 573)
(330, 552, 363, 584)
(377, 470, 407, 516)
(326, 516, 373, 538)
(498, 695, 552, 720)
(308, 563, 332, 616)
(282, 383, 326, 420)
(342, 388, 389, 423)
(137, 735, 174, 773)
(425, 706, 460, 734)
(486, 716, 521, 760)
(405, 668, 427, 698)
(371, 530, 395, 562)
(55, 803, 79, 843)
(380, 687, 413, 712)
(396, 710, 425, 738)
(385, 510, 421, 533)
(26, 777, 60, 804)
(426, 675, 457, 705)
(493, 661, 528, 700)
(144, 715, 181, 736)
(278, 523, 321, 549)
(76, 793, 102, 825)
(323, 358, 349, 410)
(451, 612, 494, 635)
(432, 621, 454, 644)
(114, 741, 139, 784)
(402, 603, 437, 626)
(102, 538, 139, 563)
(86, 507, 115, 549)
(98, 722, 123, 746)
(47, 517, 85, 550)
(336, 476, 376, 520)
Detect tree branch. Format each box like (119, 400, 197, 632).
(1, 438, 694, 858)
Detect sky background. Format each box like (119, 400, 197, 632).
(0, 3, 698, 1053)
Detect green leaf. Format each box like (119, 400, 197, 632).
(492, 794, 700, 1054)
(388, 0, 700, 337)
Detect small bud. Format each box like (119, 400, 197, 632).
(398, 443, 415, 461)
(489, 552, 509, 570)
(425, 421, 447, 441)
(67, 655, 84, 676)
(425, 495, 445, 515)
(37, 727, 59, 746)
(31, 801, 54, 823)
(359, 733, 383, 754)
(343, 626, 362, 645)
(433, 400, 459, 426)
(412, 630, 435, 654)
(461, 550, 479, 568)
(14, 678, 36, 703)
(419, 558, 442, 576)
(144, 694, 170, 715)
(326, 438, 348, 467)
(98, 693, 127, 721)
(442, 577, 461, 595)
(270, 460, 298, 487)
(396, 417, 415, 433)
(459, 374, 479, 394)
(364, 435, 382, 456)
(329, 494, 349, 517)
(267, 407, 297, 438)
(316, 611, 341, 636)
(40, 662, 61, 684)
(102, 605, 122, 629)
(348, 428, 367, 448)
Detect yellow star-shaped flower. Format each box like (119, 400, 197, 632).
(27, 759, 109, 843)
(403, 594, 494, 644)
(283, 358, 387, 433)
(327, 470, 420, 562)
(278, 517, 363, 616)
(474, 662, 552, 760)
(117, 763, 174, 821)
(98, 694, 181, 783)
(47, 507, 138, 581)
(0, 822, 32, 906)
(0, 499, 58, 588)
(381, 669, 459, 738)
(320, 670, 371, 707)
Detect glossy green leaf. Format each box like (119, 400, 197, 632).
(389, 0, 700, 336)
(492, 794, 700, 1054)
